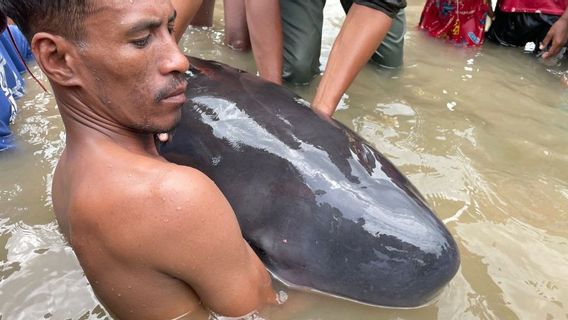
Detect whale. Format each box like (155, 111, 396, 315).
(158, 56, 460, 308)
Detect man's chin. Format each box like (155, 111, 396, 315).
(166, 110, 182, 132)
(152, 123, 179, 136)
(137, 114, 182, 137)
(152, 109, 182, 134)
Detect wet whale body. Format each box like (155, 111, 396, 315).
(159, 57, 460, 308)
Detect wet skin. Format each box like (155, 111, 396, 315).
(43, 0, 274, 318)
(159, 57, 461, 308)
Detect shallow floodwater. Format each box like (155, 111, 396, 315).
(1, 0, 567, 319)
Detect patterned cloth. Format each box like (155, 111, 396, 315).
(419, 0, 490, 46)
(1, 25, 32, 151)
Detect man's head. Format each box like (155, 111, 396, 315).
(0, 0, 189, 135)
(0, 0, 94, 44)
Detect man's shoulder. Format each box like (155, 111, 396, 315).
(98, 155, 216, 202)
(74, 157, 221, 234)
(150, 161, 220, 204)
(112, 159, 221, 216)
(115, 161, 237, 262)
(77, 160, 227, 257)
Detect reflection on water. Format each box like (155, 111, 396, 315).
(1, 0, 567, 319)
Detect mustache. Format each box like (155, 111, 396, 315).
(154, 72, 186, 103)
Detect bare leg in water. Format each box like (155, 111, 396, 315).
(224, 0, 283, 83)
(191, 0, 217, 27)
(224, 0, 251, 51)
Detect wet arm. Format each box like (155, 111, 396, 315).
(312, 4, 392, 117)
(156, 169, 276, 316)
(245, 0, 283, 84)
(171, 0, 205, 42)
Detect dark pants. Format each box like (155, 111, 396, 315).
(487, 7, 560, 47)
(280, 0, 406, 84)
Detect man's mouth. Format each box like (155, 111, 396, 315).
(161, 83, 188, 104)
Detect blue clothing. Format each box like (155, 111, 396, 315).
(1, 25, 32, 151)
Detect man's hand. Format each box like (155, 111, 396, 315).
(311, 4, 392, 117)
(541, 17, 568, 59)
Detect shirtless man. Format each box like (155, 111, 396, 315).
(0, 0, 275, 318)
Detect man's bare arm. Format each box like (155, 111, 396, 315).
(171, 0, 204, 42)
(312, 4, 392, 117)
(224, 0, 250, 51)
(152, 166, 276, 316)
(245, 0, 283, 84)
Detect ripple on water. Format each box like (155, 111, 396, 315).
(457, 218, 568, 320)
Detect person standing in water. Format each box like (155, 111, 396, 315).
(0, 20, 33, 151)
(487, 0, 568, 59)
(175, 0, 407, 117)
(0, 0, 275, 319)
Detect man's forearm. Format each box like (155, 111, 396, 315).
(554, 4, 568, 24)
(171, 0, 204, 42)
(245, 0, 283, 84)
(561, 5, 568, 20)
(312, 4, 392, 116)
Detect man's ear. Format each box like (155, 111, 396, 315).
(31, 32, 84, 87)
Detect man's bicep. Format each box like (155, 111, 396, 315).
(157, 170, 272, 316)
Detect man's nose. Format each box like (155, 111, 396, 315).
(160, 36, 190, 74)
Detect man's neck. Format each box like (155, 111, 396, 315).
(56, 94, 161, 158)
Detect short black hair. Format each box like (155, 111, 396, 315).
(0, 0, 95, 43)
(0, 11, 7, 34)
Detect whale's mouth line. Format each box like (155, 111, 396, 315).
(265, 268, 442, 310)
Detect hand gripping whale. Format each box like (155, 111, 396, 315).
(158, 57, 460, 308)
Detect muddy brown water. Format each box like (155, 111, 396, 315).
(1, 1, 567, 319)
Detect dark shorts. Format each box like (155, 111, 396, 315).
(280, 0, 406, 84)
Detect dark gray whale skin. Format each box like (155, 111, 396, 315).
(159, 57, 460, 308)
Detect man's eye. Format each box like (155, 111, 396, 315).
(132, 35, 150, 48)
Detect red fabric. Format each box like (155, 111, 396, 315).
(419, 0, 489, 47)
(499, 0, 566, 16)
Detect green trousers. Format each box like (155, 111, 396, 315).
(280, 0, 406, 84)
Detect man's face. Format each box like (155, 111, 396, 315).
(75, 0, 189, 134)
